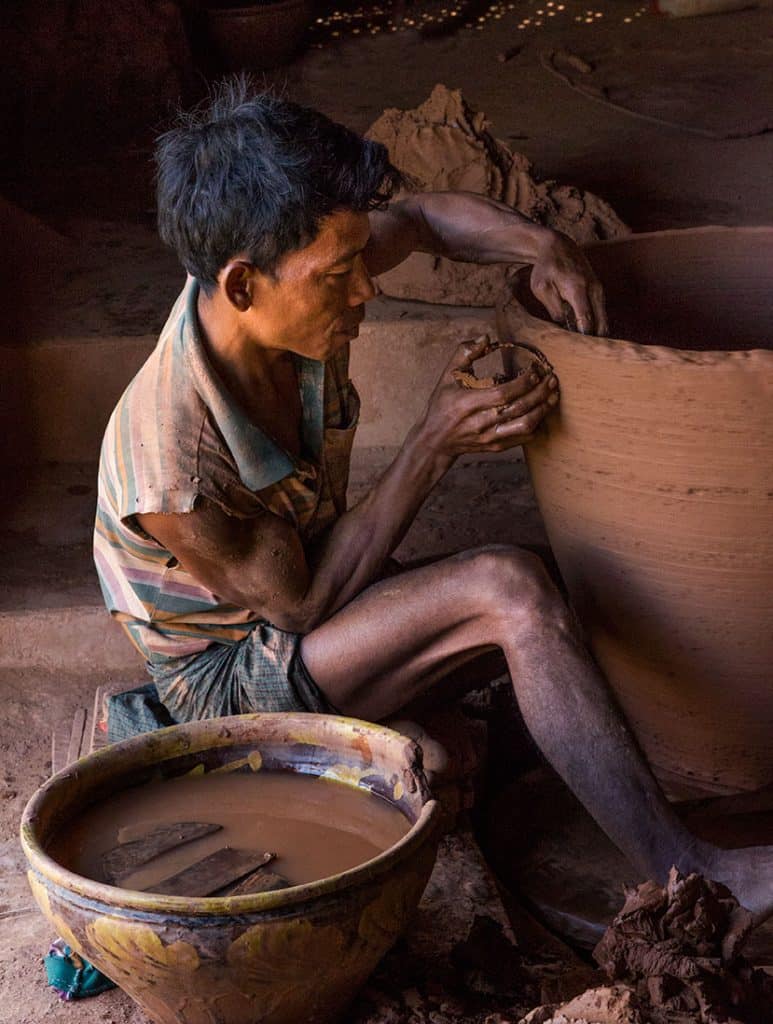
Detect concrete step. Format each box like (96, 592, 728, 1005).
(0, 461, 141, 672)
(2, 215, 498, 463)
(0, 452, 546, 673)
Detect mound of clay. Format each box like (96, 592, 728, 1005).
(520, 868, 772, 1024)
(520, 984, 641, 1024)
(367, 85, 629, 306)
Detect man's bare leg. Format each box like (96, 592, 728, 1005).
(301, 544, 773, 921)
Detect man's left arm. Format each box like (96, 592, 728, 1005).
(364, 191, 608, 336)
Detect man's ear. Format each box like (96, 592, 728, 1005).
(222, 260, 258, 312)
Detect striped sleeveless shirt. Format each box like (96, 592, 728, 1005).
(94, 278, 359, 665)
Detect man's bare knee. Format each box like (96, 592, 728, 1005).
(460, 544, 570, 636)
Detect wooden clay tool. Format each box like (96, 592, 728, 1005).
(152, 847, 282, 898)
(102, 821, 223, 885)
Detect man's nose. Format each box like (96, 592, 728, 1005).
(348, 256, 377, 305)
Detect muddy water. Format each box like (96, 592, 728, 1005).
(50, 771, 410, 893)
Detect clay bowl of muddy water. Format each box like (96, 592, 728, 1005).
(20, 713, 441, 1024)
(497, 226, 773, 800)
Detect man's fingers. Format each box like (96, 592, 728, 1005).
(532, 266, 607, 337)
(591, 283, 609, 337)
(471, 364, 557, 408)
(563, 285, 595, 336)
(494, 376, 558, 423)
(467, 381, 559, 439)
(531, 278, 564, 323)
(447, 333, 492, 373)
(458, 374, 559, 452)
(537, 275, 595, 334)
(487, 400, 553, 442)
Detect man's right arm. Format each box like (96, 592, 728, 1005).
(136, 430, 445, 635)
(137, 336, 559, 634)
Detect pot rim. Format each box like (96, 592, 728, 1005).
(20, 712, 441, 918)
(205, 0, 313, 15)
(500, 225, 773, 365)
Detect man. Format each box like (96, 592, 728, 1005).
(95, 82, 771, 920)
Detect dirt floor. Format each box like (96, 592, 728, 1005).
(6, 0, 773, 231)
(2, 0, 773, 1020)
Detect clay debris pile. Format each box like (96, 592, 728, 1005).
(521, 868, 772, 1024)
(366, 85, 629, 306)
(350, 831, 591, 1024)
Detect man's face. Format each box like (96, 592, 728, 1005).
(245, 208, 375, 362)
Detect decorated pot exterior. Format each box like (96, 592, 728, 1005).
(497, 227, 773, 798)
(21, 714, 441, 1024)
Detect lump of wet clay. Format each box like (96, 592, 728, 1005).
(520, 868, 772, 1024)
(366, 85, 629, 306)
(520, 984, 642, 1024)
(452, 338, 553, 390)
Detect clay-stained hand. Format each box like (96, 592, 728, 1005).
(529, 230, 608, 337)
(418, 335, 560, 456)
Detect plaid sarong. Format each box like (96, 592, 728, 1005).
(107, 631, 337, 743)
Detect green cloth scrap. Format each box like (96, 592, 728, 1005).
(44, 939, 116, 1001)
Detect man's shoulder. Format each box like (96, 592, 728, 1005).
(116, 300, 205, 448)
(99, 283, 214, 514)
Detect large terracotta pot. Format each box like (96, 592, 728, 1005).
(21, 713, 441, 1024)
(497, 226, 773, 799)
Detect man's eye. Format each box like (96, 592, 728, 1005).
(328, 267, 352, 278)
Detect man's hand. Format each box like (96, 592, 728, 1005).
(529, 231, 608, 337)
(367, 195, 608, 337)
(415, 335, 559, 457)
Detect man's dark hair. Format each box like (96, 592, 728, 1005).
(155, 79, 403, 289)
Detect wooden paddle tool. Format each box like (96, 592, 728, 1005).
(103, 821, 291, 896)
(153, 848, 291, 897)
(102, 822, 223, 885)
(225, 861, 291, 896)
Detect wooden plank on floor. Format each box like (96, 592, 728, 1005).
(51, 717, 72, 776)
(52, 707, 89, 775)
(51, 682, 136, 775)
(89, 683, 127, 754)
(65, 708, 88, 767)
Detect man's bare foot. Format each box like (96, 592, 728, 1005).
(701, 844, 773, 925)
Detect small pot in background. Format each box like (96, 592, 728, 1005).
(204, 0, 315, 71)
